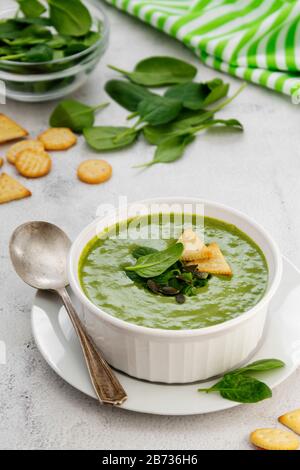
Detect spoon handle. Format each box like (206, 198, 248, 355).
(57, 287, 127, 406)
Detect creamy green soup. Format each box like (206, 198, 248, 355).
(79, 215, 268, 330)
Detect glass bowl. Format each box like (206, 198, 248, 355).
(0, 1, 109, 102)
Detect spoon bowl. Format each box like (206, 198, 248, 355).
(10, 221, 71, 291)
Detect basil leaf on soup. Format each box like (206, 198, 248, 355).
(132, 246, 158, 259)
(109, 56, 197, 87)
(125, 243, 184, 278)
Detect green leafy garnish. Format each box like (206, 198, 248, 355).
(125, 245, 211, 303)
(49, 99, 108, 133)
(108, 56, 197, 87)
(198, 359, 285, 403)
(125, 243, 184, 278)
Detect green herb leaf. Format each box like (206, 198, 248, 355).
(21, 44, 53, 62)
(14, 17, 52, 26)
(198, 358, 285, 403)
(109, 56, 197, 87)
(83, 126, 138, 151)
(105, 80, 155, 112)
(50, 99, 109, 133)
(227, 359, 286, 376)
(46, 34, 68, 49)
(125, 243, 184, 278)
(204, 80, 229, 105)
(165, 82, 211, 110)
(19, 24, 52, 39)
(132, 246, 158, 259)
(138, 134, 194, 167)
(17, 0, 46, 18)
(48, 0, 92, 37)
(143, 110, 214, 145)
(81, 31, 101, 47)
(137, 95, 182, 126)
(0, 20, 24, 39)
(199, 374, 272, 403)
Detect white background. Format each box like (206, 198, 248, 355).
(0, 0, 300, 450)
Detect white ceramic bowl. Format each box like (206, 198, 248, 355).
(68, 198, 282, 383)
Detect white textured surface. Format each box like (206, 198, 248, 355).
(0, 0, 300, 450)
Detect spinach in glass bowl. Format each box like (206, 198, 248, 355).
(0, 1, 109, 102)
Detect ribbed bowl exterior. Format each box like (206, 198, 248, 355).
(81, 303, 267, 383)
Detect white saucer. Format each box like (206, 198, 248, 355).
(31, 256, 300, 416)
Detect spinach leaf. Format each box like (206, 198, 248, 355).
(83, 126, 138, 151)
(19, 24, 52, 39)
(204, 79, 229, 105)
(0, 20, 24, 39)
(227, 359, 285, 376)
(50, 99, 109, 133)
(109, 56, 197, 87)
(47, 35, 68, 49)
(165, 82, 211, 110)
(24, 44, 53, 61)
(199, 374, 272, 403)
(198, 358, 285, 403)
(132, 246, 158, 259)
(82, 31, 101, 47)
(138, 134, 194, 167)
(14, 17, 52, 26)
(164, 79, 230, 110)
(64, 43, 87, 56)
(105, 80, 155, 112)
(125, 243, 184, 278)
(17, 0, 46, 18)
(137, 95, 182, 126)
(48, 0, 92, 37)
(143, 110, 214, 145)
(1, 44, 54, 62)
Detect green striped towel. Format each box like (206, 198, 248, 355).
(104, 0, 300, 98)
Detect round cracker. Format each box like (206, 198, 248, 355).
(250, 428, 299, 451)
(38, 128, 77, 150)
(15, 149, 51, 178)
(6, 139, 44, 165)
(77, 159, 112, 184)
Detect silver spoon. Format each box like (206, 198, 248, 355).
(9, 221, 127, 406)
